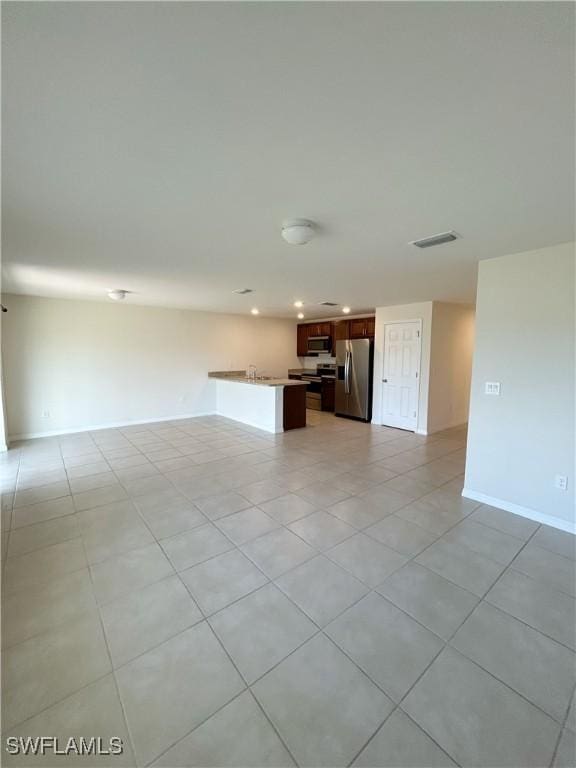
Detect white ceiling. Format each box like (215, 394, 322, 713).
(2, 2, 574, 318)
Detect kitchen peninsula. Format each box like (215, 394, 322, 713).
(208, 371, 307, 433)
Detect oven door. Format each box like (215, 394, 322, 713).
(302, 375, 322, 410)
(307, 336, 331, 355)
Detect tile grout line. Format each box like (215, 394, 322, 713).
(342, 524, 551, 766)
(168, 572, 303, 768)
(6, 417, 572, 767)
(99, 455, 304, 768)
(549, 681, 576, 767)
(1, 447, 21, 585)
(328, 512, 571, 762)
(75, 521, 141, 767)
(389, 524, 572, 732)
(3, 428, 465, 533)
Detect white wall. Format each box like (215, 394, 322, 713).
(300, 356, 336, 368)
(428, 302, 475, 433)
(464, 242, 575, 532)
(1, 294, 300, 439)
(372, 302, 433, 434)
(0, 312, 8, 451)
(372, 301, 474, 435)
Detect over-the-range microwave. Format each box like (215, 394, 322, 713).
(307, 336, 332, 355)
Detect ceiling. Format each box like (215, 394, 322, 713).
(2, 2, 574, 318)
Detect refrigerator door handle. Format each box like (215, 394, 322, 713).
(345, 350, 351, 394)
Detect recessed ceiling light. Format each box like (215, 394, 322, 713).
(297, 312, 304, 320)
(108, 289, 128, 301)
(342, 306, 351, 314)
(251, 308, 259, 315)
(294, 300, 304, 308)
(281, 219, 316, 246)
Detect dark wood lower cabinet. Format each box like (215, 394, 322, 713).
(283, 385, 307, 430)
(321, 379, 335, 411)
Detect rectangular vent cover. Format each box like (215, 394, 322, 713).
(233, 288, 253, 295)
(319, 301, 339, 306)
(411, 231, 459, 249)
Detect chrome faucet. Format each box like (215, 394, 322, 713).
(248, 364, 257, 381)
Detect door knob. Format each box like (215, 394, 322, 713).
(382, 379, 388, 383)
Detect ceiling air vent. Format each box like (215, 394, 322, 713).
(233, 288, 253, 295)
(410, 231, 459, 249)
(319, 301, 339, 306)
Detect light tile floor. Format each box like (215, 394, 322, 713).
(1, 412, 575, 767)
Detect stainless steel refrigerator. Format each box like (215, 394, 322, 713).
(335, 339, 374, 421)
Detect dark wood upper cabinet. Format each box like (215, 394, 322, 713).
(349, 318, 367, 338)
(304, 321, 331, 337)
(349, 317, 376, 339)
(333, 320, 349, 344)
(297, 316, 374, 356)
(296, 324, 309, 356)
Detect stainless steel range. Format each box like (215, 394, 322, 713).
(289, 364, 336, 411)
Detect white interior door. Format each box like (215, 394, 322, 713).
(381, 321, 421, 431)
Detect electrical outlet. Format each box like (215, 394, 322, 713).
(555, 475, 568, 491)
(485, 382, 501, 395)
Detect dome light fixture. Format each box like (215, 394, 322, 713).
(251, 308, 260, 315)
(293, 300, 304, 308)
(281, 219, 316, 246)
(108, 289, 128, 301)
(297, 312, 304, 320)
(342, 306, 351, 314)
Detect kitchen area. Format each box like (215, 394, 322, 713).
(209, 313, 376, 434)
(288, 314, 376, 421)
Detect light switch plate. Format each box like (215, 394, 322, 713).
(485, 382, 501, 395)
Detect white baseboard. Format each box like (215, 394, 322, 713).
(8, 411, 217, 441)
(462, 488, 576, 535)
(427, 420, 468, 435)
(371, 418, 427, 436)
(217, 415, 278, 434)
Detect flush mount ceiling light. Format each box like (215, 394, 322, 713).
(281, 219, 316, 246)
(297, 312, 305, 320)
(342, 306, 351, 314)
(107, 289, 128, 301)
(251, 308, 260, 315)
(293, 300, 304, 308)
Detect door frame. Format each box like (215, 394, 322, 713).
(380, 318, 423, 432)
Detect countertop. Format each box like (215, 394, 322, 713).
(288, 369, 335, 381)
(288, 368, 316, 376)
(208, 371, 308, 387)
